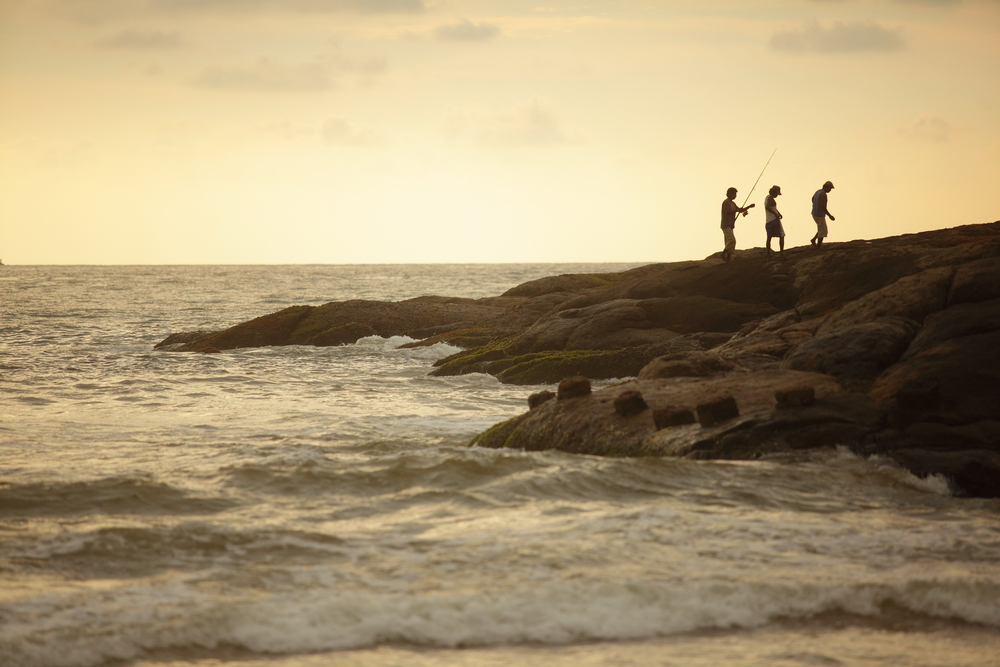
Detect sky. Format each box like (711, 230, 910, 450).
(1, 0, 998, 265)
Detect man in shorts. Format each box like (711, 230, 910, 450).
(810, 181, 835, 248)
(764, 185, 784, 257)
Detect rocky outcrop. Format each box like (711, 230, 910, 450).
(471, 370, 876, 458)
(431, 332, 733, 385)
(155, 221, 1000, 496)
(470, 223, 1000, 497)
(154, 297, 513, 352)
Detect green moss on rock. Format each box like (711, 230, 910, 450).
(469, 413, 529, 449)
(431, 334, 521, 376)
(397, 327, 511, 350)
(491, 348, 664, 385)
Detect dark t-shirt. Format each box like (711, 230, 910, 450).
(721, 199, 738, 228)
(812, 189, 827, 217)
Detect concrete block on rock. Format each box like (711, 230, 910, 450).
(696, 396, 740, 426)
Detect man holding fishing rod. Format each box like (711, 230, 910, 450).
(720, 187, 754, 263)
(719, 149, 774, 262)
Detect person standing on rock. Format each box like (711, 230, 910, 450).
(810, 181, 835, 247)
(764, 185, 785, 257)
(721, 187, 752, 262)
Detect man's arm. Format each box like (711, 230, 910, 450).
(819, 192, 834, 220)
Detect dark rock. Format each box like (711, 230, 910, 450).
(894, 379, 939, 411)
(816, 266, 953, 334)
(948, 257, 1000, 307)
(528, 390, 556, 410)
(636, 296, 781, 334)
(782, 316, 919, 388)
(176, 305, 315, 352)
(686, 392, 881, 457)
(557, 376, 591, 400)
(501, 273, 619, 298)
(874, 420, 1000, 452)
(775, 386, 815, 408)
(638, 351, 741, 380)
(653, 407, 696, 429)
(494, 350, 626, 385)
(505, 296, 777, 356)
(154, 330, 218, 351)
(696, 396, 740, 426)
(870, 329, 1000, 428)
(505, 299, 678, 353)
(157, 299, 508, 352)
(613, 257, 799, 310)
(289, 299, 508, 346)
(614, 390, 648, 417)
(887, 448, 1000, 498)
(435, 338, 730, 386)
(310, 323, 377, 347)
(903, 298, 1000, 359)
(470, 370, 850, 457)
(711, 314, 823, 366)
(398, 327, 517, 350)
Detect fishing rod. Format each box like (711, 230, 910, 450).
(740, 147, 777, 210)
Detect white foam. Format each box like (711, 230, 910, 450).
(4, 575, 1000, 667)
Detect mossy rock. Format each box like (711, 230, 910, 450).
(431, 334, 522, 376)
(397, 327, 511, 350)
(469, 413, 530, 449)
(491, 349, 632, 385)
(490, 346, 674, 385)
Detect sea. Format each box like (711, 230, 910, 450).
(2, 264, 999, 667)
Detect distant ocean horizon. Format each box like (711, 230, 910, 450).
(2, 264, 999, 667)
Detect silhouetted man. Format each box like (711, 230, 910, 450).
(721, 187, 752, 262)
(764, 185, 784, 257)
(811, 181, 835, 248)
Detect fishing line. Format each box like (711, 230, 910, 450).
(740, 148, 777, 209)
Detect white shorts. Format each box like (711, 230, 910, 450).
(722, 227, 736, 252)
(812, 215, 828, 238)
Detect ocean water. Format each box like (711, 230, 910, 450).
(1, 264, 999, 667)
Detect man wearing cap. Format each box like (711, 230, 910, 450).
(810, 181, 835, 248)
(764, 185, 784, 257)
(721, 187, 752, 262)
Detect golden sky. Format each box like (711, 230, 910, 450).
(1, 0, 998, 264)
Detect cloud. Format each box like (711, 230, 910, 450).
(153, 0, 424, 14)
(43, 0, 424, 23)
(190, 45, 386, 92)
(288, 0, 424, 12)
(444, 97, 574, 148)
(317, 50, 388, 78)
(191, 58, 334, 91)
(894, 0, 961, 5)
(434, 19, 501, 42)
(321, 117, 382, 146)
(770, 20, 904, 53)
(95, 29, 182, 49)
(900, 113, 953, 141)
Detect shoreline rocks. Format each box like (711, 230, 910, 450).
(154, 221, 1000, 497)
